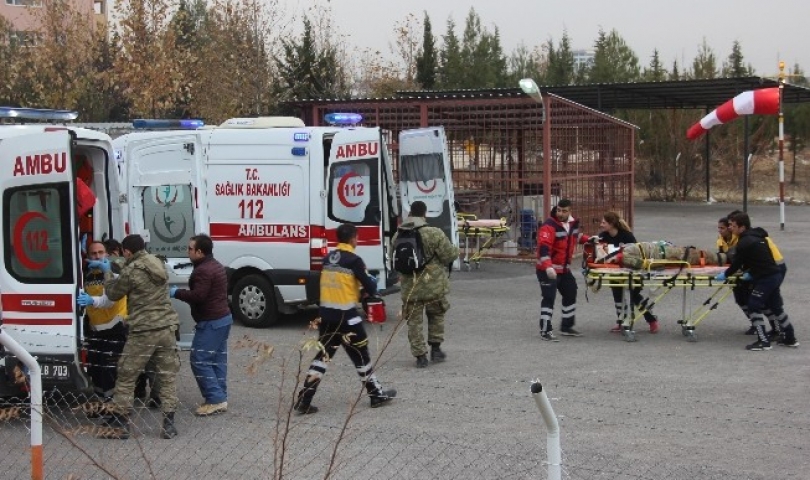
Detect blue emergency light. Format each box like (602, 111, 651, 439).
(132, 119, 205, 129)
(324, 112, 363, 126)
(0, 107, 79, 121)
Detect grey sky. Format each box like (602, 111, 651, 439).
(276, 0, 809, 78)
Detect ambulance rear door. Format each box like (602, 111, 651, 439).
(398, 127, 459, 268)
(326, 127, 388, 290)
(0, 130, 83, 385)
(124, 132, 204, 348)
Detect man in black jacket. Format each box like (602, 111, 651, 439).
(716, 212, 799, 350)
(172, 234, 233, 416)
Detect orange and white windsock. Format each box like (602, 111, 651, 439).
(686, 87, 779, 140)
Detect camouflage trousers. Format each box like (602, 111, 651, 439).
(112, 327, 180, 414)
(403, 297, 450, 357)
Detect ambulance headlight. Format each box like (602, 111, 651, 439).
(132, 119, 205, 129)
(324, 112, 363, 126)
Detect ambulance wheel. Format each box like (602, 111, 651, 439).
(233, 275, 279, 328)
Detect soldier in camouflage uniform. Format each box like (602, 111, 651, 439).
(394, 201, 459, 368)
(101, 234, 181, 439)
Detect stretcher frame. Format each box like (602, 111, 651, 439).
(456, 214, 510, 271)
(585, 260, 738, 342)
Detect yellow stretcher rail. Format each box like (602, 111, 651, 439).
(456, 214, 510, 270)
(584, 262, 739, 342)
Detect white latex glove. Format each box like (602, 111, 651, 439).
(545, 267, 557, 280)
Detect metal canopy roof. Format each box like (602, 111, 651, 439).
(290, 77, 810, 112)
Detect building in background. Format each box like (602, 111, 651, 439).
(573, 49, 595, 72)
(1, 0, 107, 45)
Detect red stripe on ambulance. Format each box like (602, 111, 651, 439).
(1, 318, 73, 326)
(325, 225, 381, 246)
(2, 293, 73, 313)
(210, 223, 309, 243)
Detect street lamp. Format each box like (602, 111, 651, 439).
(519, 78, 545, 123)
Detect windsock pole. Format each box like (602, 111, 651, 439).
(778, 61, 786, 230)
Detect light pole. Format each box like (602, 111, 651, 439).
(519, 78, 545, 123)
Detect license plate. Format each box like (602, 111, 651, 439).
(40, 363, 70, 380)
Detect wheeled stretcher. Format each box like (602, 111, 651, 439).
(456, 214, 510, 270)
(583, 241, 738, 342)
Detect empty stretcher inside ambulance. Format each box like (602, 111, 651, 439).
(583, 241, 738, 342)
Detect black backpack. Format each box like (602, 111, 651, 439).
(393, 226, 431, 275)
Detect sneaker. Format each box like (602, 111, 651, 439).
(766, 330, 782, 342)
(415, 355, 429, 368)
(370, 389, 397, 408)
(540, 332, 559, 342)
(744, 325, 757, 335)
(610, 324, 623, 333)
(648, 319, 659, 334)
(745, 340, 772, 351)
(777, 338, 800, 348)
(560, 328, 582, 337)
(195, 401, 228, 417)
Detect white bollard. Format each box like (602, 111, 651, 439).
(0, 329, 44, 480)
(531, 381, 561, 480)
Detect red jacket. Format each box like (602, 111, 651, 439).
(536, 216, 590, 272)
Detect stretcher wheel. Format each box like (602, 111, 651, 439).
(463, 261, 471, 272)
(685, 330, 698, 342)
(474, 261, 481, 270)
(623, 329, 637, 342)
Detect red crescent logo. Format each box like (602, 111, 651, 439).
(13, 212, 50, 270)
(336, 172, 362, 207)
(416, 179, 437, 194)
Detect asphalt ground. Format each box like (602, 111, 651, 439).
(2, 201, 809, 479)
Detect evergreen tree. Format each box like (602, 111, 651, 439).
(721, 40, 752, 77)
(415, 12, 437, 89)
(275, 17, 347, 103)
(643, 49, 667, 81)
(438, 17, 463, 88)
(587, 28, 640, 83)
(546, 30, 575, 85)
(691, 39, 718, 79)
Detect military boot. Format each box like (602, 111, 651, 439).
(97, 413, 130, 440)
(161, 412, 178, 439)
(429, 343, 446, 363)
(415, 355, 429, 368)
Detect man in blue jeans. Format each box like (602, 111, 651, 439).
(171, 234, 232, 416)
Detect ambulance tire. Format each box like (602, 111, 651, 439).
(233, 274, 279, 328)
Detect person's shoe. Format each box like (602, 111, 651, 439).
(294, 398, 318, 414)
(766, 330, 782, 342)
(430, 345, 446, 363)
(560, 328, 582, 337)
(97, 413, 130, 440)
(648, 319, 659, 334)
(370, 389, 397, 408)
(146, 397, 162, 409)
(161, 412, 178, 439)
(415, 355, 429, 368)
(540, 331, 559, 342)
(195, 401, 228, 417)
(610, 324, 623, 333)
(744, 325, 757, 335)
(777, 337, 800, 348)
(745, 340, 772, 351)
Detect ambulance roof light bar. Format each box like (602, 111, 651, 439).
(324, 112, 363, 126)
(0, 107, 79, 121)
(132, 119, 205, 130)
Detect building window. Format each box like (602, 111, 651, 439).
(5, 0, 43, 6)
(10, 31, 40, 47)
(94, 0, 105, 15)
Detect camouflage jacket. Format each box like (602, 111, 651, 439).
(105, 250, 179, 333)
(393, 217, 459, 304)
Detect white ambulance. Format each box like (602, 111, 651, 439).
(0, 108, 125, 396)
(113, 115, 458, 328)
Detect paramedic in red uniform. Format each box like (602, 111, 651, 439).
(536, 199, 591, 341)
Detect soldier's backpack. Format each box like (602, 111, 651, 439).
(393, 226, 431, 275)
